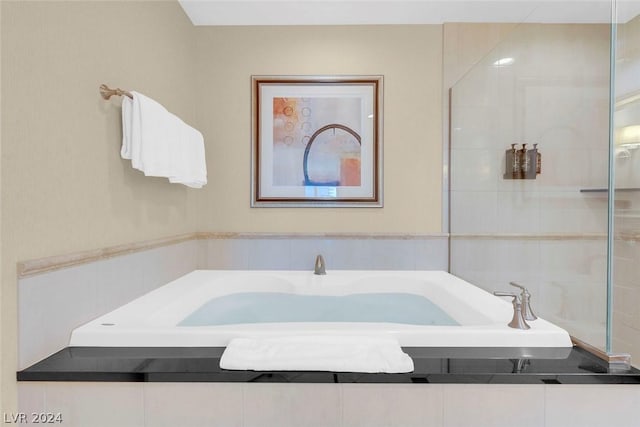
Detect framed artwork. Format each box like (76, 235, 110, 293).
(251, 75, 383, 207)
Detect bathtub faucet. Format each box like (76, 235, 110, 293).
(493, 292, 530, 330)
(314, 255, 326, 275)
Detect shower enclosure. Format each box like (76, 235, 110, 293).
(448, 1, 640, 362)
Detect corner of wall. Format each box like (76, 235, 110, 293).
(0, 0, 5, 413)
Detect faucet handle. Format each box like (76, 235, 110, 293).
(509, 282, 537, 321)
(493, 291, 519, 300)
(509, 282, 527, 292)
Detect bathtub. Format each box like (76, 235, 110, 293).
(69, 270, 572, 348)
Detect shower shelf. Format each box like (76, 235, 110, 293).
(579, 188, 640, 193)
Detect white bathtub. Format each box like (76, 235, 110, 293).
(69, 270, 572, 348)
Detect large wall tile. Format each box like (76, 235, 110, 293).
(545, 385, 640, 427)
(204, 238, 250, 269)
(451, 105, 515, 150)
(17, 383, 46, 415)
(323, 238, 372, 270)
(450, 191, 499, 233)
(450, 149, 500, 192)
(289, 238, 332, 270)
(19, 264, 99, 369)
(365, 239, 421, 270)
(496, 191, 540, 233)
(414, 237, 449, 270)
(243, 383, 341, 427)
(342, 384, 443, 427)
(44, 383, 145, 427)
(442, 384, 544, 427)
(246, 239, 294, 270)
(144, 383, 242, 427)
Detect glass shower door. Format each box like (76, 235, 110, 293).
(448, 12, 612, 351)
(610, 2, 640, 360)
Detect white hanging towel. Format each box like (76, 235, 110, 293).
(120, 91, 207, 187)
(120, 96, 134, 161)
(168, 118, 207, 189)
(219, 335, 415, 373)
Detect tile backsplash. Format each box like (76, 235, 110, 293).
(18, 233, 448, 369)
(18, 240, 200, 369)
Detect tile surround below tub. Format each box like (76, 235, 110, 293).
(343, 384, 443, 427)
(442, 384, 545, 427)
(545, 385, 640, 427)
(243, 383, 342, 427)
(37, 383, 145, 427)
(144, 383, 243, 427)
(18, 382, 640, 427)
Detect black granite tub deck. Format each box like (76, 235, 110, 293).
(17, 346, 640, 384)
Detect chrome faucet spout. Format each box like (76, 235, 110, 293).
(493, 291, 530, 330)
(314, 255, 326, 275)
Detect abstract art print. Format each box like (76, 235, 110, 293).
(251, 76, 383, 207)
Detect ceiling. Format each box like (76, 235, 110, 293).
(179, 0, 640, 26)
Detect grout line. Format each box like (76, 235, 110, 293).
(339, 383, 345, 427)
(240, 383, 245, 427)
(141, 383, 147, 427)
(450, 233, 608, 240)
(543, 382, 547, 427)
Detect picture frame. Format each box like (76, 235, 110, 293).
(251, 75, 383, 207)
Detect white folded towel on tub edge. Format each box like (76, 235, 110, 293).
(219, 335, 414, 373)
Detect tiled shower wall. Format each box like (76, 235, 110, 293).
(18, 234, 448, 369)
(448, 24, 612, 348)
(451, 236, 607, 345)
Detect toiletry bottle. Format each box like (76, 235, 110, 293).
(534, 143, 541, 175)
(511, 144, 520, 179)
(519, 143, 529, 178)
(513, 144, 520, 178)
(505, 144, 520, 179)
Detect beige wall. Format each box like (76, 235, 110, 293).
(194, 25, 443, 233)
(0, 0, 3, 412)
(1, 0, 198, 410)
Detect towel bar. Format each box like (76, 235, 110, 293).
(99, 84, 133, 100)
